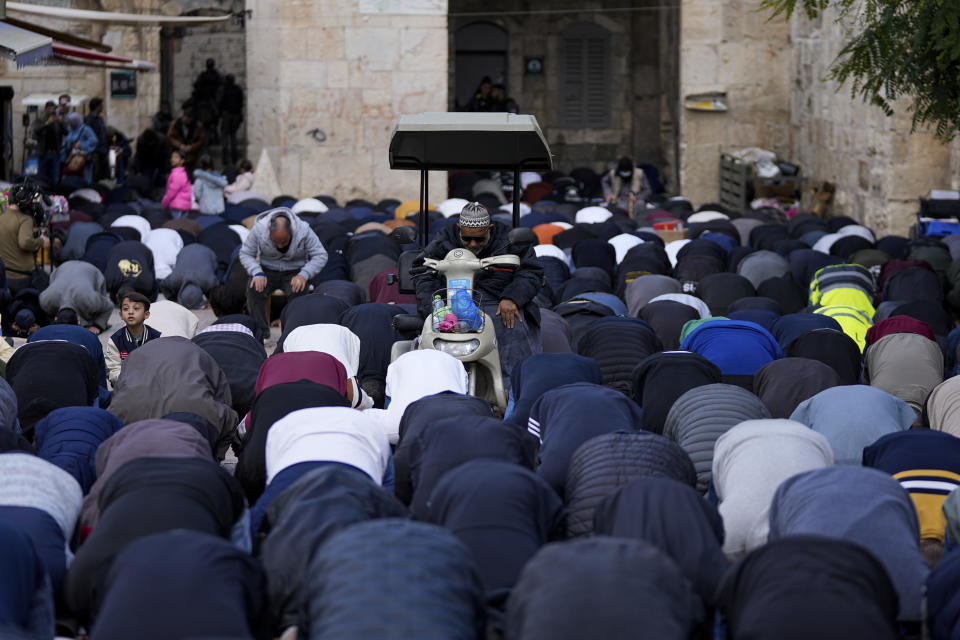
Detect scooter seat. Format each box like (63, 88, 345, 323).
(392, 314, 424, 338)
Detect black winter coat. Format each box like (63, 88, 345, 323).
(414, 222, 544, 326)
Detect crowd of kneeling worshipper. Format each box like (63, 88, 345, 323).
(7, 165, 960, 639)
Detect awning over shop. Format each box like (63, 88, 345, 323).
(3, 16, 111, 53)
(22, 94, 89, 108)
(51, 42, 156, 71)
(7, 2, 232, 25)
(0, 21, 53, 67)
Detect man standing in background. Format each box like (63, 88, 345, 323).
(31, 102, 64, 186)
(193, 58, 223, 145)
(219, 75, 244, 167)
(85, 97, 108, 181)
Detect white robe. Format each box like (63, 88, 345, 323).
(366, 350, 468, 445)
(111, 214, 152, 242)
(146, 300, 199, 339)
(144, 228, 184, 281)
(265, 407, 389, 485)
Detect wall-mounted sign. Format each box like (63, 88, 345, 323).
(524, 56, 544, 77)
(684, 91, 727, 112)
(110, 70, 136, 99)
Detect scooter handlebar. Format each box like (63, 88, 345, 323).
(421, 253, 521, 274)
(479, 255, 521, 269)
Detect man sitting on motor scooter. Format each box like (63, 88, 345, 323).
(413, 201, 543, 389)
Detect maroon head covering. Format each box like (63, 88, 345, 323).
(369, 267, 418, 305)
(255, 352, 348, 397)
(865, 316, 937, 348)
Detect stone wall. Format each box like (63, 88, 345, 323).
(448, 0, 679, 187)
(245, 0, 449, 203)
(790, 9, 956, 236)
(2, 0, 162, 175)
(678, 0, 793, 205)
(103, 24, 162, 142)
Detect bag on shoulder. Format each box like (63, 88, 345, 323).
(63, 149, 86, 176)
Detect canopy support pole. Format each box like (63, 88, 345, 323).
(419, 168, 429, 247)
(512, 166, 521, 228)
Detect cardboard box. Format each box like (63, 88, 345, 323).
(754, 177, 800, 198)
(656, 228, 688, 243)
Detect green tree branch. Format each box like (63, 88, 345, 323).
(762, 0, 960, 141)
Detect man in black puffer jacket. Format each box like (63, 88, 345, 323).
(414, 202, 543, 389)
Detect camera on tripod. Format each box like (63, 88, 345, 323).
(7, 181, 51, 230)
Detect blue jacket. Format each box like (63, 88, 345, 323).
(192, 169, 227, 215)
(679, 320, 783, 376)
(60, 124, 98, 162)
(33, 407, 123, 493)
(531, 383, 644, 498)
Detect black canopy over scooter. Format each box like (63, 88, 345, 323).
(388, 112, 554, 247)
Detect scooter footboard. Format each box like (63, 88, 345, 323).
(390, 339, 417, 362)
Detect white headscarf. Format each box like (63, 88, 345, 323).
(498, 202, 532, 216)
(229, 224, 249, 244)
(291, 198, 328, 215)
(664, 239, 691, 268)
(712, 419, 834, 560)
(265, 407, 389, 485)
(835, 224, 875, 244)
(367, 350, 468, 444)
(574, 206, 613, 224)
(437, 198, 470, 218)
(283, 324, 362, 377)
(111, 214, 152, 242)
(534, 244, 570, 266)
(146, 299, 199, 338)
(686, 211, 729, 223)
(608, 233, 643, 264)
(144, 228, 184, 280)
(812, 233, 842, 254)
(520, 171, 541, 190)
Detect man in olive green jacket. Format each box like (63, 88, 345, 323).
(0, 201, 47, 293)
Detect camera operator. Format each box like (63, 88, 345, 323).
(1, 183, 50, 294)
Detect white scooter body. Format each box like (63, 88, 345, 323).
(390, 247, 521, 412)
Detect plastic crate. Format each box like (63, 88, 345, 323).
(719, 154, 751, 213)
(919, 198, 960, 218)
(754, 177, 802, 198)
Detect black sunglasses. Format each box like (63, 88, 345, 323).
(460, 232, 490, 245)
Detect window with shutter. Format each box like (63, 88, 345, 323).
(558, 22, 611, 128)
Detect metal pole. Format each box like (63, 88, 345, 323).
(423, 169, 430, 245)
(418, 169, 425, 246)
(512, 166, 521, 227)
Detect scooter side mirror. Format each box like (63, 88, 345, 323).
(507, 227, 537, 253)
(396, 249, 421, 294)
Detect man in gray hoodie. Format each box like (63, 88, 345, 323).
(239, 207, 328, 334)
